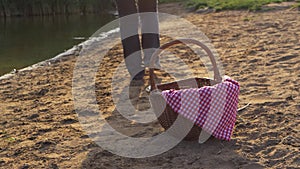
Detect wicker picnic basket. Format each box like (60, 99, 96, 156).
(149, 39, 223, 141)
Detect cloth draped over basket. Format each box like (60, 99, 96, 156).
(149, 39, 240, 142)
(160, 78, 240, 141)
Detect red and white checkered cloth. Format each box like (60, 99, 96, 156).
(161, 77, 240, 141)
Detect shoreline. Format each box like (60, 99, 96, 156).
(0, 46, 78, 81)
(0, 2, 188, 81)
(0, 2, 186, 81)
(0, 27, 120, 81)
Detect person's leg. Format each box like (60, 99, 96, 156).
(116, 0, 144, 80)
(138, 0, 160, 68)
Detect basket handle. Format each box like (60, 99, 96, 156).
(149, 38, 222, 91)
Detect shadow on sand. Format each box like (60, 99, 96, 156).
(81, 86, 264, 169)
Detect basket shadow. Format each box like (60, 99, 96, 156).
(81, 138, 264, 169)
(81, 87, 264, 169)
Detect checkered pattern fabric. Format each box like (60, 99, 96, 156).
(161, 78, 240, 141)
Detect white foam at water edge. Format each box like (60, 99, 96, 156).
(0, 28, 120, 81)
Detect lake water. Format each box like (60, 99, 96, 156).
(0, 14, 115, 76)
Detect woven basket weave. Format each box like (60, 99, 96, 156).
(149, 39, 222, 141)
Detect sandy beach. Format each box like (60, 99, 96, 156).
(0, 2, 299, 169)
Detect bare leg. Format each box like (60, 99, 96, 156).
(116, 0, 144, 79)
(138, 0, 160, 68)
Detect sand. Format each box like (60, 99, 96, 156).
(0, 2, 299, 169)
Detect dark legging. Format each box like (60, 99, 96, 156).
(116, 0, 160, 80)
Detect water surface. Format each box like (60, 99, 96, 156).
(0, 14, 115, 75)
